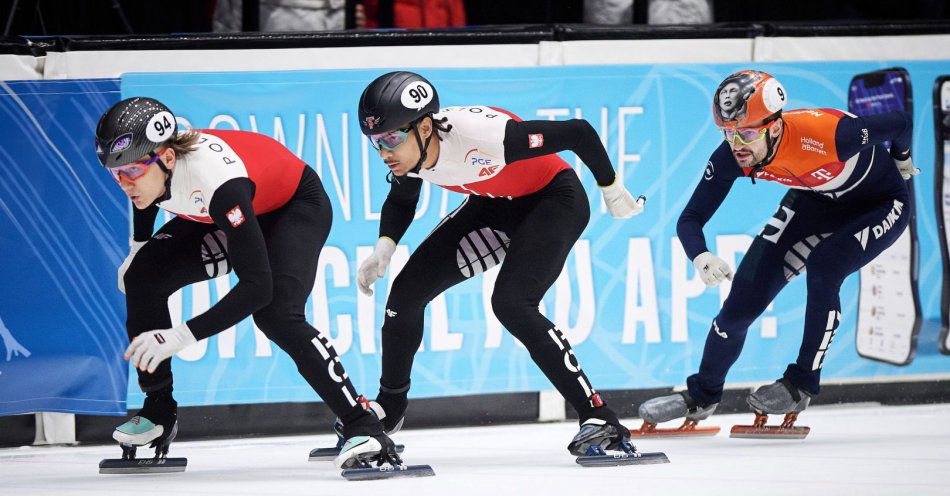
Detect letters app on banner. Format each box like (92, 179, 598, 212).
(121, 62, 949, 408)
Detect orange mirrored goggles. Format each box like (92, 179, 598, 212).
(108, 149, 164, 183)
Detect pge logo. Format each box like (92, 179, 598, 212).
(471, 156, 493, 166)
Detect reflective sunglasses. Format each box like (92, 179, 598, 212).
(109, 149, 164, 183)
(369, 126, 412, 151)
(722, 120, 777, 145)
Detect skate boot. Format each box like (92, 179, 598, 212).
(366, 383, 409, 434)
(333, 413, 434, 480)
(730, 378, 811, 439)
(570, 406, 669, 467)
(309, 396, 406, 461)
(99, 393, 187, 474)
(633, 391, 720, 438)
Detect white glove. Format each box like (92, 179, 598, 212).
(118, 239, 147, 294)
(894, 156, 919, 181)
(600, 178, 646, 218)
(125, 322, 197, 373)
(693, 251, 733, 288)
(357, 237, 396, 296)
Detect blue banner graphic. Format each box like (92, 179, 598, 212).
(0, 79, 127, 415)
(5, 62, 949, 416)
(117, 62, 950, 409)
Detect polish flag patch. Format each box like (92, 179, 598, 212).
(528, 133, 544, 148)
(226, 206, 245, 227)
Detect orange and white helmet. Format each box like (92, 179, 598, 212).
(712, 70, 787, 129)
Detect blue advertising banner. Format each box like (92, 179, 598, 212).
(118, 62, 950, 409)
(0, 79, 127, 415)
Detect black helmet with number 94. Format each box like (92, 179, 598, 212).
(358, 71, 440, 135)
(95, 97, 177, 168)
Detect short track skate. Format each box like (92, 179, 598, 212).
(339, 447, 434, 481)
(309, 443, 405, 461)
(99, 422, 187, 474)
(575, 441, 670, 467)
(730, 411, 810, 439)
(630, 419, 720, 438)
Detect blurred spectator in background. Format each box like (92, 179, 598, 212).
(648, 0, 711, 24)
(583, 0, 711, 25)
(213, 0, 346, 32)
(583, 0, 632, 24)
(357, 0, 466, 29)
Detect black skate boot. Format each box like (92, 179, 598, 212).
(731, 378, 811, 439)
(310, 393, 407, 462)
(571, 405, 669, 467)
(633, 390, 720, 438)
(334, 410, 434, 480)
(371, 382, 409, 435)
(99, 392, 187, 474)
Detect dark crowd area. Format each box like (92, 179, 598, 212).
(1, 0, 949, 37)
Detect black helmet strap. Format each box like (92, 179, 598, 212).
(152, 153, 174, 205)
(410, 118, 433, 174)
(383, 116, 434, 185)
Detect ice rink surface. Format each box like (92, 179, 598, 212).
(2, 403, 948, 496)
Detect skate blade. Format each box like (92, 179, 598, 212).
(309, 444, 405, 461)
(575, 451, 670, 467)
(341, 464, 435, 481)
(98, 457, 187, 474)
(729, 425, 810, 439)
(630, 426, 720, 438)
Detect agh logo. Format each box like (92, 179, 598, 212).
(190, 190, 207, 215)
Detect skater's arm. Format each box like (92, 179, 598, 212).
(503, 119, 616, 186)
(835, 110, 913, 160)
(379, 175, 423, 244)
(677, 143, 739, 260)
(188, 178, 272, 341)
(132, 204, 159, 242)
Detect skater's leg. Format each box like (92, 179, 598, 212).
(685, 193, 808, 406)
(120, 217, 224, 447)
(782, 194, 910, 396)
(252, 181, 377, 428)
(490, 173, 604, 418)
(124, 217, 224, 394)
(377, 198, 491, 427)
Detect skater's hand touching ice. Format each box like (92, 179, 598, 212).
(125, 323, 197, 373)
(693, 251, 733, 287)
(357, 237, 396, 296)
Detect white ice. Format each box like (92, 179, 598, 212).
(1, 403, 948, 496)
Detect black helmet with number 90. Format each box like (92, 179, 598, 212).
(95, 97, 177, 168)
(358, 71, 440, 135)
